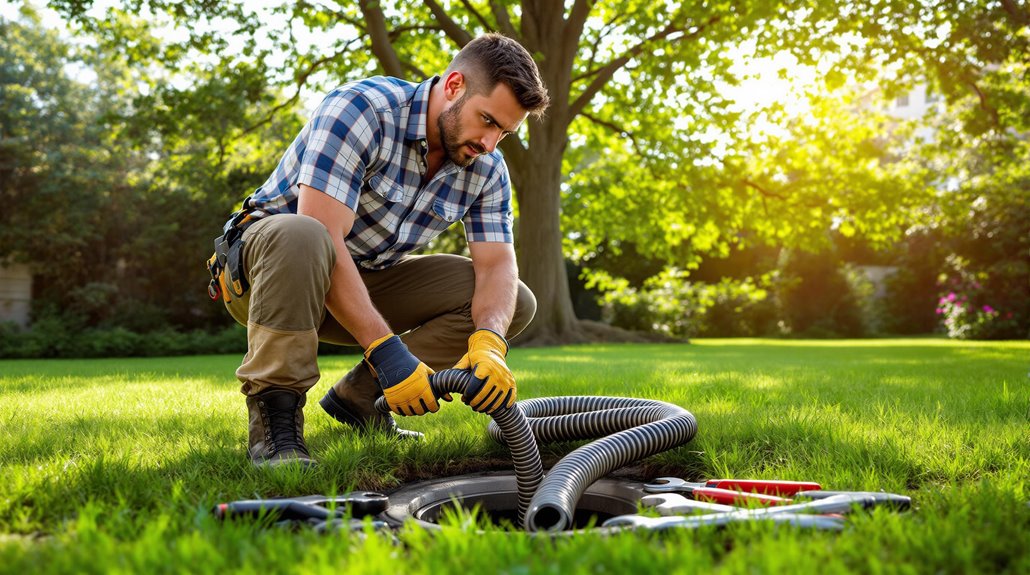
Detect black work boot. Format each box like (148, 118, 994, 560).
(319, 368, 424, 440)
(247, 388, 316, 468)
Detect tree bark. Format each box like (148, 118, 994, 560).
(509, 122, 580, 345)
(505, 1, 585, 345)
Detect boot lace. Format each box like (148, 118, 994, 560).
(265, 404, 308, 455)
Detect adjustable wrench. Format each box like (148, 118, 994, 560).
(641, 493, 739, 516)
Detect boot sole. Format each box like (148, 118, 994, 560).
(319, 388, 424, 440)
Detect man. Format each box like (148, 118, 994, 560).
(207, 34, 549, 468)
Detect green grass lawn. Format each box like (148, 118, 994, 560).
(1, 339, 1028, 573)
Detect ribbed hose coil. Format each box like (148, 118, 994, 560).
(375, 370, 544, 524)
(493, 397, 697, 531)
(377, 371, 697, 532)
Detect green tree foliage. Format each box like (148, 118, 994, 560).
(1, 6, 302, 333)
(1, 8, 143, 304)
(46, 0, 835, 343)
(575, 0, 1029, 339)
(17, 0, 1030, 344)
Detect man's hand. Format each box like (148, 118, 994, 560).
(455, 329, 515, 413)
(364, 334, 438, 416)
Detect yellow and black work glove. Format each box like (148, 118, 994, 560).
(455, 329, 515, 413)
(364, 334, 439, 416)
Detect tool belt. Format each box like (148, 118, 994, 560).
(207, 206, 257, 303)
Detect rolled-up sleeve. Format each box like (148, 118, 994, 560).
(463, 162, 514, 243)
(295, 90, 381, 212)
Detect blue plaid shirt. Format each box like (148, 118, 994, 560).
(239, 76, 514, 270)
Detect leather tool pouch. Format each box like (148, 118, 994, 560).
(223, 236, 248, 298)
(207, 208, 254, 303)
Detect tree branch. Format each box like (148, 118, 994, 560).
(401, 60, 429, 80)
(574, 11, 631, 84)
(961, 72, 1002, 129)
(237, 92, 302, 140)
(579, 111, 645, 157)
(423, 0, 473, 47)
(999, 0, 1029, 26)
(304, 0, 367, 32)
(741, 179, 789, 202)
(489, 0, 518, 39)
(564, 0, 597, 70)
(568, 15, 721, 120)
(912, 42, 1003, 131)
(359, 0, 404, 78)
(237, 41, 361, 138)
(740, 178, 828, 211)
(460, 0, 494, 32)
(388, 24, 443, 42)
(498, 135, 527, 179)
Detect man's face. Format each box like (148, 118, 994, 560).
(438, 81, 528, 167)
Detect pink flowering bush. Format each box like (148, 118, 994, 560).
(937, 292, 1000, 339)
(937, 255, 1023, 339)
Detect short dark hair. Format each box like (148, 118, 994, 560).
(446, 34, 550, 117)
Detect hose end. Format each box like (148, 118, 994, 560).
(525, 503, 571, 532)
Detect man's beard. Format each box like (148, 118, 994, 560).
(437, 97, 484, 168)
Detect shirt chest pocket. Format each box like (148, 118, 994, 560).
(365, 172, 412, 204)
(432, 196, 472, 224)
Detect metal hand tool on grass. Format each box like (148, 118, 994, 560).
(607, 491, 911, 531)
(314, 518, 392, 534)
(641, 493, 740, 516)
(643, 477, 804, 506)
(792, 490, 912, 510)
(641, 492, 847, 522)
(214, 491, 390, 522)
(645, 477, 822, 496)
(609, 511, 846, 531)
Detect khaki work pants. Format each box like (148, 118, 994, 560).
(223, 213, 537, 407)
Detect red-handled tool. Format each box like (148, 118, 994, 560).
(682, 486, 792, 506)
(644, 477, 821, 497)
(704, 479, 821, 496)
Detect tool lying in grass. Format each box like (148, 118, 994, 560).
(608, 491, 912, 531)
(642, 477, 798, 506)
(214, 492, 389, 523)
(314, 518, 392, 534)
(642, 493, 750, 516)
(644, 477, 822, 497)
(607, 511, 847, 531)
(791, 490, 912, 510)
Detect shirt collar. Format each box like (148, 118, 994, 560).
(405, 76, 438, 142)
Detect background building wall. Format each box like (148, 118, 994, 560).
(0, 264, 32, 327)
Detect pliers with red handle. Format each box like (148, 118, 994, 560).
(643, 477, 822, 506)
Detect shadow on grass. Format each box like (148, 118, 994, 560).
(0, 356, 364, 397)
(0, 416, 388, 533)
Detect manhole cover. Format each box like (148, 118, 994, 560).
(383, 472, 645, 532)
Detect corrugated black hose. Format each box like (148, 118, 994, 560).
(375, 369, 698, 532)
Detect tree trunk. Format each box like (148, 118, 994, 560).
(506, 3, 587, 345)
(509, 126, 580, 346)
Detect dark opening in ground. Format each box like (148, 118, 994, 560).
(383, 472, 645, 532)
(416, 491, 632, 529)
